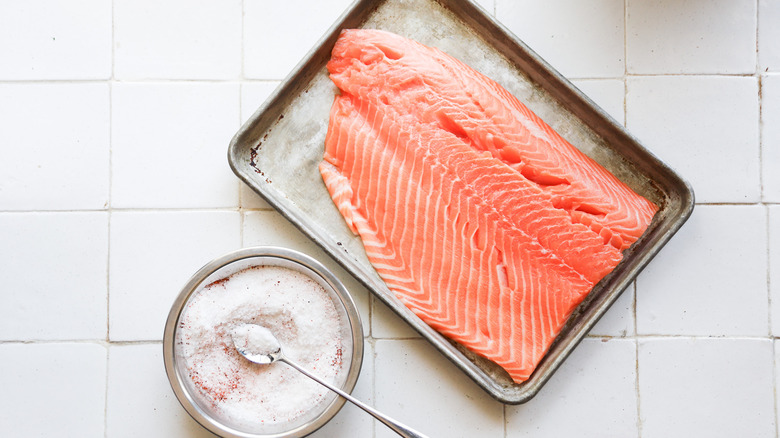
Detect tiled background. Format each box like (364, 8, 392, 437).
(0, 0, 776, 437)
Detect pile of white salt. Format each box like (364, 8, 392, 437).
(176, 265, 346, 429)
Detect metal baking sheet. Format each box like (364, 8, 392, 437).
(228, 0, 694, 404)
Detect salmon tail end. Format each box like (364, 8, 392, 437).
(319, 160, 361, 236)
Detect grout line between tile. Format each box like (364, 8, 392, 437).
(238, 83, 246, 246)
(240, 0, 246, 82)
(633, 281, 642, 437)
(502, 403, 507, 438)
(768, 205, 773, 336)
(0, 208, 257, 217)
(624, 72, 760, 78)
(0, 78, 110, 84)
(0, 209, 110, 214)
(755, 4, 775, 431)
(370, 336, 377, 438)
(623, 0, 630, 137)
(693, 201, 772, 206)
(105, 2, 116, 435)
(104, 343, 111, 438)
(0, 339, 111, 345)
(759, 74, 766, 203)
(767, 209, 779, 438)
(635, 336, 642, 438)
(774, 339, 779, 438)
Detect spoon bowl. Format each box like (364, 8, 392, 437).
(231, 323, 281, 365)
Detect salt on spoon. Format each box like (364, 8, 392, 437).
(231, 323, 281, 364)
(231, 323, 430, 438)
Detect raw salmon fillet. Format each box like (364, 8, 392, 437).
(319, 29, 657, 383)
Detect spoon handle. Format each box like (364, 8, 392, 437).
(279, 357, 430, 438)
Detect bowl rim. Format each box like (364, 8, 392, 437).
(162, 246, 365, 438)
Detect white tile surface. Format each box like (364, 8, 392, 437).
(240, 184, 273, 209)
(497, 0, 625, 78)
(759, 0, 780, 72)
(107, 344, 218, 438)
(310, 342, 375, 437)
(776, 340, 780, 428)
(371, 295, 422, 339)
(589, 284, 635, 337)
(0, 343, 107, 437)
(571, 78, 625, 126)
(111, 83, 240, 209)
(241, 81, 282, 124)
(506, 339, 638, 438)
(2, 2, 778, 436)
(374, 339, 505, 438)
(638, 338, 775, 438)
(0, 0, 111, 80)
(0, 212, 107, 340)
(637, 206, 768, 336)
(243, 210, 371, 336)
(243, 0, 354, 79)
(763, 74, 780, 202)
(109, 211, 241, 341)
(770, 207, 780, 335)
(114, 0, 242, 80)
(627, 0, 757, 74)
(0, 83, 109, 210)
(626, 76, 760, 203)
(238, 81, 280, 209)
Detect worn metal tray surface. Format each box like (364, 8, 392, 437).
(228, 0, 694, 404)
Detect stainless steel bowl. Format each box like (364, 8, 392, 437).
(163, 246, 364, 438)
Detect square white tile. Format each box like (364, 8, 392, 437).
(109, 211, 241, 341)
(627, 0, 757, 74)
(770, 206, 780, 335)
(496, 0, 625, 78)
(626, 76, 760, 203)
(638, 338, 775, 438)
(0, 0, 111, 80)
(763, 74, 780, 202)
(0, 83, 109, 210)
(114, 0, 241, 79)
(106, 344, 219, 438)
(243, 210, 371, 336)
(589, 283, 635, 337)
(759, 0, 780, 72)
(310, 342, 375, 437)
(111, 82, 240, 209)
(374, 339, 505, 438)
(506, 339, 638, 438)
(0, 212, 107, 340)
(571, 78, 625, 126)
(243, 0, 354, 79)
(636, 205, 768, 336)
(0, 343, 107, 437)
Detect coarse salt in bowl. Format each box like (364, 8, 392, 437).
(163, 247, 364, 438)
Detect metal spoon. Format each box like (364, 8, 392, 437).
(231, 323, 429, 438)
